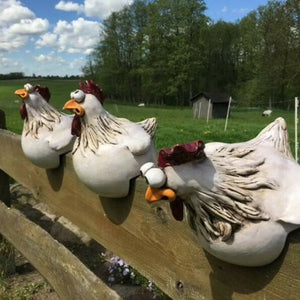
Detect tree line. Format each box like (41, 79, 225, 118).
(82, 0, 300, 108)
(0, 73, 82, 80)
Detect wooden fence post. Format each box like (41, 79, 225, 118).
(0, 109, 15, 275)
(0, 109, 10, 207)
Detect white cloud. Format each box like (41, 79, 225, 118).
(0, 56, 12, 66)
(8, 19, 49, 35)
(36, 33, 58, 48)
(0, 2, 35, 24)
(0, 34, 28, 51)
(55, 0, 133, 19)
(221, 6, 228, 13)
(33, 53, 84, 76)
(1, 0, 131, 75)
(36, 18, 103, 55)
(35, 54, 52, 62)
(0, 54, 24, 73)
(0, 0, 49, 52)
(55, 1, 84, 13)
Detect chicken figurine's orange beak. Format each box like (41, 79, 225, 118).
(14, 89, 29, 100)
(145, 187, 177, 203)
(64, 99, 85, 117)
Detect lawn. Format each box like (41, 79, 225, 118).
(0, 79, 298, 156)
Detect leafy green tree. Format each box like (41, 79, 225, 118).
(202, 21, 239, 94)
(140, 0, 207, 105)
(82, 0, 300, 108)
(255, 0, 300, 108)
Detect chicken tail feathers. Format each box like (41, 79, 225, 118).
(138, 117, 157, 138)
(250, 117, 293, 159)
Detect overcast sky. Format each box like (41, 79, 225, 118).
(0, 0, 269, 77)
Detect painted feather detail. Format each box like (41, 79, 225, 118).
(248, 117, 293, 159)
(138, 117, 157, 138)
(72, 113, 122, 154)
(186, 145, 275, 242)
(24, 104, 61, 138)
(73, 113, 156, 156)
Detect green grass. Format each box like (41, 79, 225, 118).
(0, 79, 298, 155)
(108, 104, 297, 155)
(0, 79, 79, 134)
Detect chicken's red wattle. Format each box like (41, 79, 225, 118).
(170, 197, 184, 221)
(20, 102, 28, 120)
(71, 115, 81, 136)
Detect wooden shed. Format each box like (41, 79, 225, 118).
(191, 92, 231, 119)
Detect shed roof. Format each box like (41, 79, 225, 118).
(190, 92, 230, 103)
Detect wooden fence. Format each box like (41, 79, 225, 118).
(0, 113, 300, 299)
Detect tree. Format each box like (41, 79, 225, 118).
(136, 0, 208, 105)
(256, 0, 300, 108)
(202, 21, 239, 94)
(83, 0, 300, 108)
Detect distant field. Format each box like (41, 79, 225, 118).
(0, 79, 298, 156)
(0, 79, 79, 135)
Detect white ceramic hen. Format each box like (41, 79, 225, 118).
(63, 80, 157, 198)
(140, 117, 300, 266)
(15, 83, 75, 169)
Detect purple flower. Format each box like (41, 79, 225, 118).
(122, 267, 130, 276)
(117, 259, 124, 267)
(111, 256, 119, 263)
(147, 281, 154, 292)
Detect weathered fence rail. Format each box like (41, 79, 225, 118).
(0, 127, 300, 299)
(0, 201, 120, 300)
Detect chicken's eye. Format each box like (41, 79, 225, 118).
(24, 83, 34, 93)
(71, 90, 85, 103)
(140, 163, 167, 188)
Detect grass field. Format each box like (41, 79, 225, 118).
(0, 79, 298, 156)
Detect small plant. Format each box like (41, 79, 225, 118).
(0, 270, 9, 297)
(107, 256, 135, 285)
(13, 282, 48, 299)
(0, 238, 14, 260)
(106, 255, 170, 299)
(0, 238, 15, 277)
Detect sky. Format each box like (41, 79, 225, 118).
(0, 0, 270, 77)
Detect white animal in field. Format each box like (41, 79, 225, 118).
(14, 83, 75, 169)
(140, 117, 300, 266)
(262, 109, 272, 117)
(138, 103, 145, 107)
(63, 80, 157, 198)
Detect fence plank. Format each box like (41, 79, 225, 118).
(0, 129, 300, 299)
(0, 201, 121, 300)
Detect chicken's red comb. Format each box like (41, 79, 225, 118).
(158, 140, 206, 168)
(79, 80, 105, 104)
(34, 85, 51, 102)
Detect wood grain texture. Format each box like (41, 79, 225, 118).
(0, 201, 121, 300)
(0, 129, 300, 299)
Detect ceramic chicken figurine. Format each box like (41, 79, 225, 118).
(14, 83, 76, 169)
(140, 117, 300, 266)
(63, 80, 157, 198)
